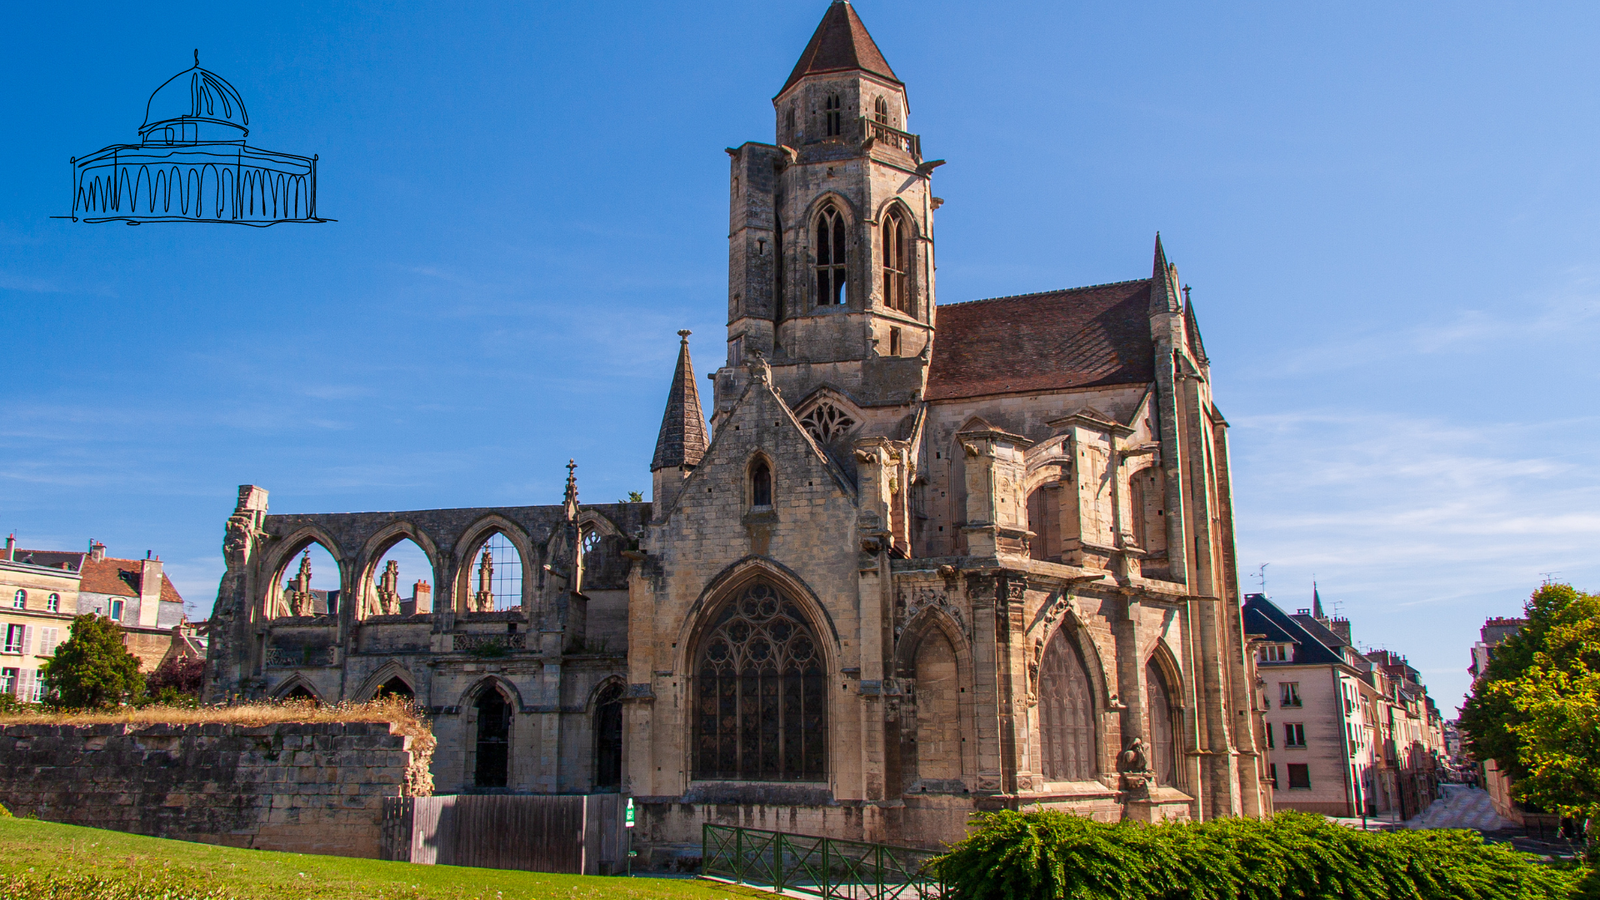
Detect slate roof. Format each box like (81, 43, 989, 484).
(651, 331, 710, 471)
(925, 280, 1156, 401)
(5, 549, 86, 571)
(779, 0, 901, 95)
(79, 557, 184, 604)
(1242, 593, 1345, 668)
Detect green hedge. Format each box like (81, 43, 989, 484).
(933, 810, 1578, 900)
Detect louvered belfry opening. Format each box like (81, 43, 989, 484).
(693, 581, 827, 781)
(815, 206, 848, 306)
(1039, 629, 1097, 782)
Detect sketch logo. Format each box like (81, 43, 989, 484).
(68, 51, 329, 226)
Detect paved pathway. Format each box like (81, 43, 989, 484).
(1404, 784, 1517, 831)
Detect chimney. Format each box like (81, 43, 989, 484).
(89, 540, 106, 561)
(4, 534, 13, 561)
(413, 580, 432, 613)
(1331, 618, 1352, 645)
(138, 555, 164, 627)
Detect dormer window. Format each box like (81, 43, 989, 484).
(824, 93, 842, 137)
(874, 96, 889, 125)
(815, 205, 847, 306)
(751, 459, 773, 508)
(1260, 642, 1293, 663)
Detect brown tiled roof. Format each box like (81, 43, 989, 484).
(926, 280, 1156, 401)
(779, 1, 900, 96)
(79, 557, 184, 604)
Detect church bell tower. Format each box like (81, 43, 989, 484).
(717, 0, 940, 420)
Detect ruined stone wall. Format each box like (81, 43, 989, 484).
(0, 720, 429, 858)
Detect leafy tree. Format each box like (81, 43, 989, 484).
(1458, 583, 1597, 779)
(42, 614, 144, 708)
(618, 491, 644, 503)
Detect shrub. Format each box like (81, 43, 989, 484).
(144, 656, 205, 703)
(933, 810, 1578, 900)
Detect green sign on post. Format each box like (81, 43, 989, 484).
(625, 797, 635, 827)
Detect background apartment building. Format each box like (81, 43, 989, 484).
(0, 536, 203, 701)
(1245, 591, 1446, 819)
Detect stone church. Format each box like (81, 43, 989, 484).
(206, 0, 1269, 853)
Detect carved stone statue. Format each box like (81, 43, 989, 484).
(1117, 737, 1154, 798)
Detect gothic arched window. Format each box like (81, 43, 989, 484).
(874, 96, 889, 125)
(594, 682, 624, 791)
(882, 209, 909, 313)
(474, 686, 512, 788)
(375, 676, 414, 703)
(750, 459, 773, 508)
(1146, 660, 1179, 786)
(815, 206, 847, 306)
(693, 580, 827, 781)
(824, 93, 842, 137)
(1039, 628, 1097, 782)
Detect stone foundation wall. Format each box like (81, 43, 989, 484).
(0, 720, 429, 858)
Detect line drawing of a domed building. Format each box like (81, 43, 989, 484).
(68, 51, 328, 226)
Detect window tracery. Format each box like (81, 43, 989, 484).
(1146, 661, 1179, 786)
(1038, 628, 1096, 781)
(693, 580, 827, 781)
(882, 209, 909, 312)
(800, 401, 855, 444)
(815, 206, 847, 306)
(874, 96, 889, 125)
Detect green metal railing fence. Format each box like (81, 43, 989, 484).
(702, 823, 945, 900)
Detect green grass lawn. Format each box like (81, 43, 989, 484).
(0, 816, 770, 900)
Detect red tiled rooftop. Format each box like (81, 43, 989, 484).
(926, 280, 1155, 401)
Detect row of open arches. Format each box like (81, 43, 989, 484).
(264, 517, 609, 620)
(275, 671, 624, 792)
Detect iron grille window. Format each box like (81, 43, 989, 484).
(1039, 629, 1096, 781)
(882, 209, 908, 312)
(1145, 661, 1178, 786)
(693, 580, 827, 781)
(824, 93, 842, 136)
(815, 206, 847, 305)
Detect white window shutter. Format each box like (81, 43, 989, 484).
(17, 669, 32, 700)
(22, 625, 33, 656)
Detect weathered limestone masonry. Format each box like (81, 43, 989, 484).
(206, 0, 1269, 864)
(0, 721, 428, 858)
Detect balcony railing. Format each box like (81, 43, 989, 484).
(864, 119, 921, 161)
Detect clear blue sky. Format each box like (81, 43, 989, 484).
(3, 1, 1598, 715)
